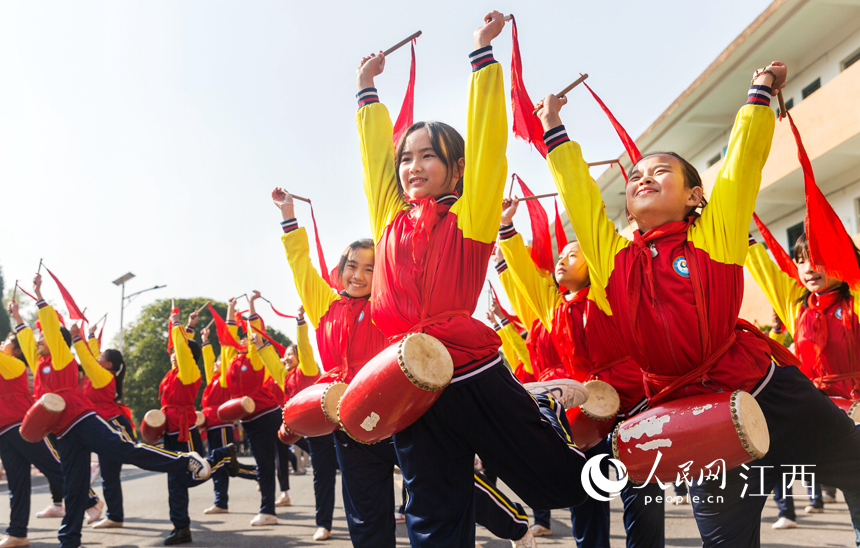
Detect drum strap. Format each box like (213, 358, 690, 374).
(588, 355, 632, 379)
(161, 404, 195, 443)
(816, 371, 860, 385)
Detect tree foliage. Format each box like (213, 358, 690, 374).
(0, 264, 11, 340)
(119, 298, 292, 423)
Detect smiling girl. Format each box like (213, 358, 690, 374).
(355, 10, 591, 547)
(541, 61, 860, 547)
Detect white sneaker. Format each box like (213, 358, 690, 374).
(85, 499, 104, 525)
(772, 517, 797, 529)
(250, 513, 278, 526)
(804, 505, 824, 514)
(89, 463, 101, 486)
(0, 536, 30, 547)
(187, 452, 211, 481)
(312, 527, 331, 541)
(203, 505, 228, 515)
(275, 492, 291, 507)
(530, 524, 551, 537)
(524, 379, 589, 409)
(92, 518, 123, 529)
(512, 530, 537, 547)
(36, 503, 64, 518)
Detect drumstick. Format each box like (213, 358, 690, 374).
(37, 258, 43, 274)
(504, 15, 513, 21)
(171, 298, 175, 312)
(383, 31, 422, 57)
(587, 159, 619, 167)
(533, 74, 589, 115)
(291, 195, 310, 204)
(93, 312, 108, 327)
(507, 173, 516, 198)
(517, 193, 558, 202)
(777, 90, 787, 120)
(12, 280, 17, 301)
(205, 318, 215, 330)
(194, 300, 211, 316)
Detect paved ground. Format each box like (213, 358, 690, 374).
(1, 458, 856, 547)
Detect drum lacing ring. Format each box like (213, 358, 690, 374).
(281, 423, 298, 437)
(849, 401, 860, 422)
(730, 390, 762, 460)
(397, 333, 446, 392)
(611, 420, 642, 485)
(320, 383, 344, 425)
(335, 401, 373, 445)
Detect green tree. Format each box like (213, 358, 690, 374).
(119, 298, 292, 423)
(0, 264, 11, 340)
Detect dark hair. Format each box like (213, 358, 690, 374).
(59, 327, 72, 348)
(336, 239, 376, 282)
(187, 340, 202, 363)
(628, 152, 708, 217)
(4, 335, 25, 367)
(395, 121, 466, 197)
(792, 232, 860, 308)
(102, 349, 127, 401)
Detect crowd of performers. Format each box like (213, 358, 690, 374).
(3, 9, 860, 548)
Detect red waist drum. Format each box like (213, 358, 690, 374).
(20, 394, 66, 443)
(282, 382, 347, 438)
(278, 424, 302, 445)
(338, 333, 453, 444)
(140, 409, 167, 445)
(612, 391, 769, 484)
(830, 397, 860, 423)
(218, 397, 256, 423)
(566, 380, 619, 451)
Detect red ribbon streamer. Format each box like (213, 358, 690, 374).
(513, 174, 554, 272)
(582, 80, 642, 171)
(265, 300, 297, 319)
(752, 213, 802, 286)
(553, 198, 568, 255)
(247, 322, 287, 357)
(509, 16, 548, 158)
(787, 111, 860, 289)
(309, 202, 333, 289)
(44, 266, 88, 322)
(489, 281, 526, 333)
(16, 284, 37, 301)
(208, 304, 247, 352)
(392, 40, 417, 146)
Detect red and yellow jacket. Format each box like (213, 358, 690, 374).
(73, 336, 129, 422)
(0, 351, 33, 435)
(160, 323, 201, 442)
(747, 242, 860, 399)
(281, 225, 386, 382)
(16, 302, 95, 436)
(547, 86, 777, 404)
(357, 47, 506, 383)
(499, 227, 646, 414)
(226, 315, 281, 420)
(283, 318, 320, 400)
(201, 340, 231, 428)
(493, 256, 535, 383)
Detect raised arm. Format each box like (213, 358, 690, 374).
(70, 324, 113, 389)
(170, 311, 201, 385)
(33, 275, 75, 370)
(745, 240, 804, 335)
(450, 11, 508, 244)
(201, 328, 216, 384)
(295, 308, 319, 377)
(492, 244, 538, 329)
(8, 301, 37, 375)
(355, 52, 409, 242)
(87, 323, 101, 358)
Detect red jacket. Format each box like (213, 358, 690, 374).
(0, 354, 33, 435)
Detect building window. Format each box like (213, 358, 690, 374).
(784, 98, 794, 111)
(844, 48, 860, 71)
(801, 78, 820, 99)
(787, 222, 804, 251)
(707, 153, 721, 168)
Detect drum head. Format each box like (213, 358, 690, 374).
(733, 391, 769, 459)
(195, 411, 206, 428)
(241, 396, 256, 414)
(144, 409, 166, 428)
(581, 380, 620, 420)
(322, 383, 348, 424)
(41, 393, 66, 414)
(399, 333, 453, 391)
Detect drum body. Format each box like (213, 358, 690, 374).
(830, 397, 860, 423)
(218, 396, 256, 422)
(282, 382, 347, 437)
(20, 393, 66, 443)
(278, 424, 302, 445)
(140, 409, 167, 445)
(338, 333, 453, 444)
(612, 391, 769, 484)
(566, 380, 619, 450)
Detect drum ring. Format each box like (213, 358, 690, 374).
(335, 400, 373, 445)
(320, 383, 340, 425)
(610, 422, 621, 461)
(397, 334, 446, 392)
(730, 390, 761, 460)
(849, 401, 860, 421)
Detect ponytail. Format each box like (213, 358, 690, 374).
(101, 349, 128, 402)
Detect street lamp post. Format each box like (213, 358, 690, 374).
(112, 272, 165, 353)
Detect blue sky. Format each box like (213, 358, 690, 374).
(1, 0, 772, 345)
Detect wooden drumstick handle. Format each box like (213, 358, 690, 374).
(383, 31, 422, 56)
(587, 159, 618, 167)
(12, 280, 17, 301)
(777, 90, 787, 120)
(504, 15, 513, 21)
(517, 193, 558, 202)
(194, 300, 211, 316)
(205, 318, 215, 330)
(290, 194, 310, 203)
(533, 74, 589, 115)
(507, 173, 516, 198)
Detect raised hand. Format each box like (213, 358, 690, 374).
(272, 187, 295, 221)
(88, 323, 98, 336)
(7, 301, 22, 325)
(250, 290, 261, 302)
(491, 242, 504, 265)
(33, 274, 43, 301)
(169, 310, 180, 326)
(535, 94, 568, 131)
(500, 196, 520, 226)
(70, 323, 80, 339)
(250, 332, 263, 347)
(754, 61, 788, 90)
(297, 305, 305, 321)
(485, 309, 496, 324)
(474, 10, 506, 49)
(188, 310, 199, 328)
(357, 51, 385, 90)
(201, 328, 210, 343)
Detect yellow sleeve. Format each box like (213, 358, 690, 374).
(690, 103, 775, 265)
(548, 140, 630, 316)
(259, 345, 286, 388)
(202, 343, 216, 385)
(499, 231, 563, 330)
(769, 330, 787, 346)
(247, 343, 265, 372)
(296, 320, 319, 377)
(356, 100, 410, 243)
(219, 329, 237, 389)
(745, 242, 804, 336)
(499, 322, 532, 375)
(281, 227, 340, 329)
(0, 353, 26, 380)
(497, 266, 538, 329)
(73, 340, 113, 389)
(37, 304, 75, 370)
(171, 323, 201, 385)
(449, 53, 507, 244)
(87, 336, 101, 359)
(14, 326, 38, 376)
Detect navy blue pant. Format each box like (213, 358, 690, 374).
(98, 414, 135, 523)
(689, 365, 860, 547)
(393, 365, 587, 547)
(58, 414, 193, 548)
(241, 409, 280, 516)
(207, 425, 257, 510)
(276, 435, 291, 492)
(164, 425, 231, 530)
(472, 471, 529, 541)
(0, 426, 65, 538)
(307, 434, 337, 530)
